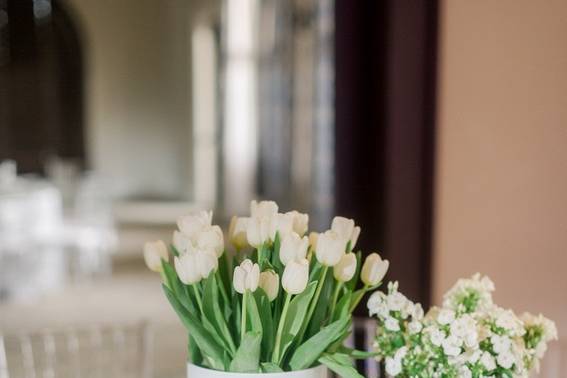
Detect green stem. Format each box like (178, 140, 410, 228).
(297, 265, 328, 343)
(328, 282, 343, 321)
(241, 290, 248, 342)
(272, 292, 292, 364)
(192, 284, 204, 316)
(348, 284, 369, 313)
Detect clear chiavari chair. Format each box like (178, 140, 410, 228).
(344, 317, 381, 378)
(535, 341, 567, 378)
(0, 322, 152, 378)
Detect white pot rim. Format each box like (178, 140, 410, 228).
(187, 362, 326, 376)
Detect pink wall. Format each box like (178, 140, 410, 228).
(434, 0, 567, 342)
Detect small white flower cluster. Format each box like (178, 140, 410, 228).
(369, 274, 558, 378)
(367, 282, 424, 377)
(442, 273, 495, 314)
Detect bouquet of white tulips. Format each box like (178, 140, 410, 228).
(368, 274, 558, 378)
(144, 200, 390, 376)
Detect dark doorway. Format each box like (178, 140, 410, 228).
(0, 0, 85, 174)
(335, 0, 438, 310)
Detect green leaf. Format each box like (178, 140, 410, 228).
(318, 353, 363, 378)
(289, 317, 351, 370)
(258, 243, 271, 268)
(231, 291, 242, 343)
(336, 346, 380, 359)
(279, 281, 318, 362)
(170, 244, 180, 257)
(203, 274, 236, 356)
(217, 254, 233, 319)
(161, 260, 191, 310)
(254, 290, 275, 361)
(271, 232, 284, 275)
(326, 352, 352, 366)
(309, 260, 322, 282)
(162, 284, 225, 370)
(187, 334, 202, 365)
(327, 328, 352, 354)
(246, 291, 263, 336)
(229, 332, 262, 373)
(261, 362, 284, 373)
(306, 270, 334, 338)
(345, 251, 362, 292)
(332, 290, 352, 322)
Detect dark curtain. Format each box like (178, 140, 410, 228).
(335, 0, 438, 310)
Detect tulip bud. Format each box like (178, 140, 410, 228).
(250, 200, 278, 219)
(233, 259, 260, 294)
(143, 240, 169, 272)
(331, 216, 361, 250)
(258, 270, 279, 301)
(282, 258, 309, 294)
(228, 216, 250, 250)
(196, 225, 224, 257)
(270, 213, 294, 241)
(279, 232, 309, 266)
(177, 211, 213, 239)
(246, 216, 271, 248)
(173, 230, 192, 254)
(361, 253, 389, 286)
(286, 211, 309, 236)
(308, 232, 319, 251)
(333, 253, 357, 282)
(315, 230, 345, 267)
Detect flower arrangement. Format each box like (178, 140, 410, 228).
(368, 274, 558, 378)
(144, 201, 389, 376)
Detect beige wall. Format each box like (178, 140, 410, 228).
(434, 0, 567, 341)
(62, 0, 195, 199)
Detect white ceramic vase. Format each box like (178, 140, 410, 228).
(187, 363, 329, 378)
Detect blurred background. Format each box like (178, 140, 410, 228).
(0, 0, 566, 376)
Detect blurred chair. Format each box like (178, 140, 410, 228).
(345, 317, 381, 378)
(0, 322, 152, 378)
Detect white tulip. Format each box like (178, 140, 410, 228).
(315, 230, 345, 267)
(172, 230, 192, 254)
(308, 232, 319, 250)
(174, 252, 200, 284)
(246, 216, 271, 247)
(196, 225, 224, 257)
(258, 270, 279, 301)
(233, 259, 260, 294)
(286, 210, 309, 236)
(177, 211, 213, 239)
(333, 253, 357, 282)
(350, 227, 361, 250)
(174, 247, 218, 284)
(331, 216, 361, 250)
(143, 240, 169, 272)
(228, 216, 249, 250)
(361, 253, 389, 286)
(250, 200, 278, 219)
(270, 212, 294, 240)
(282, 258, 309, 294)
(279, 232, 309, 265)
